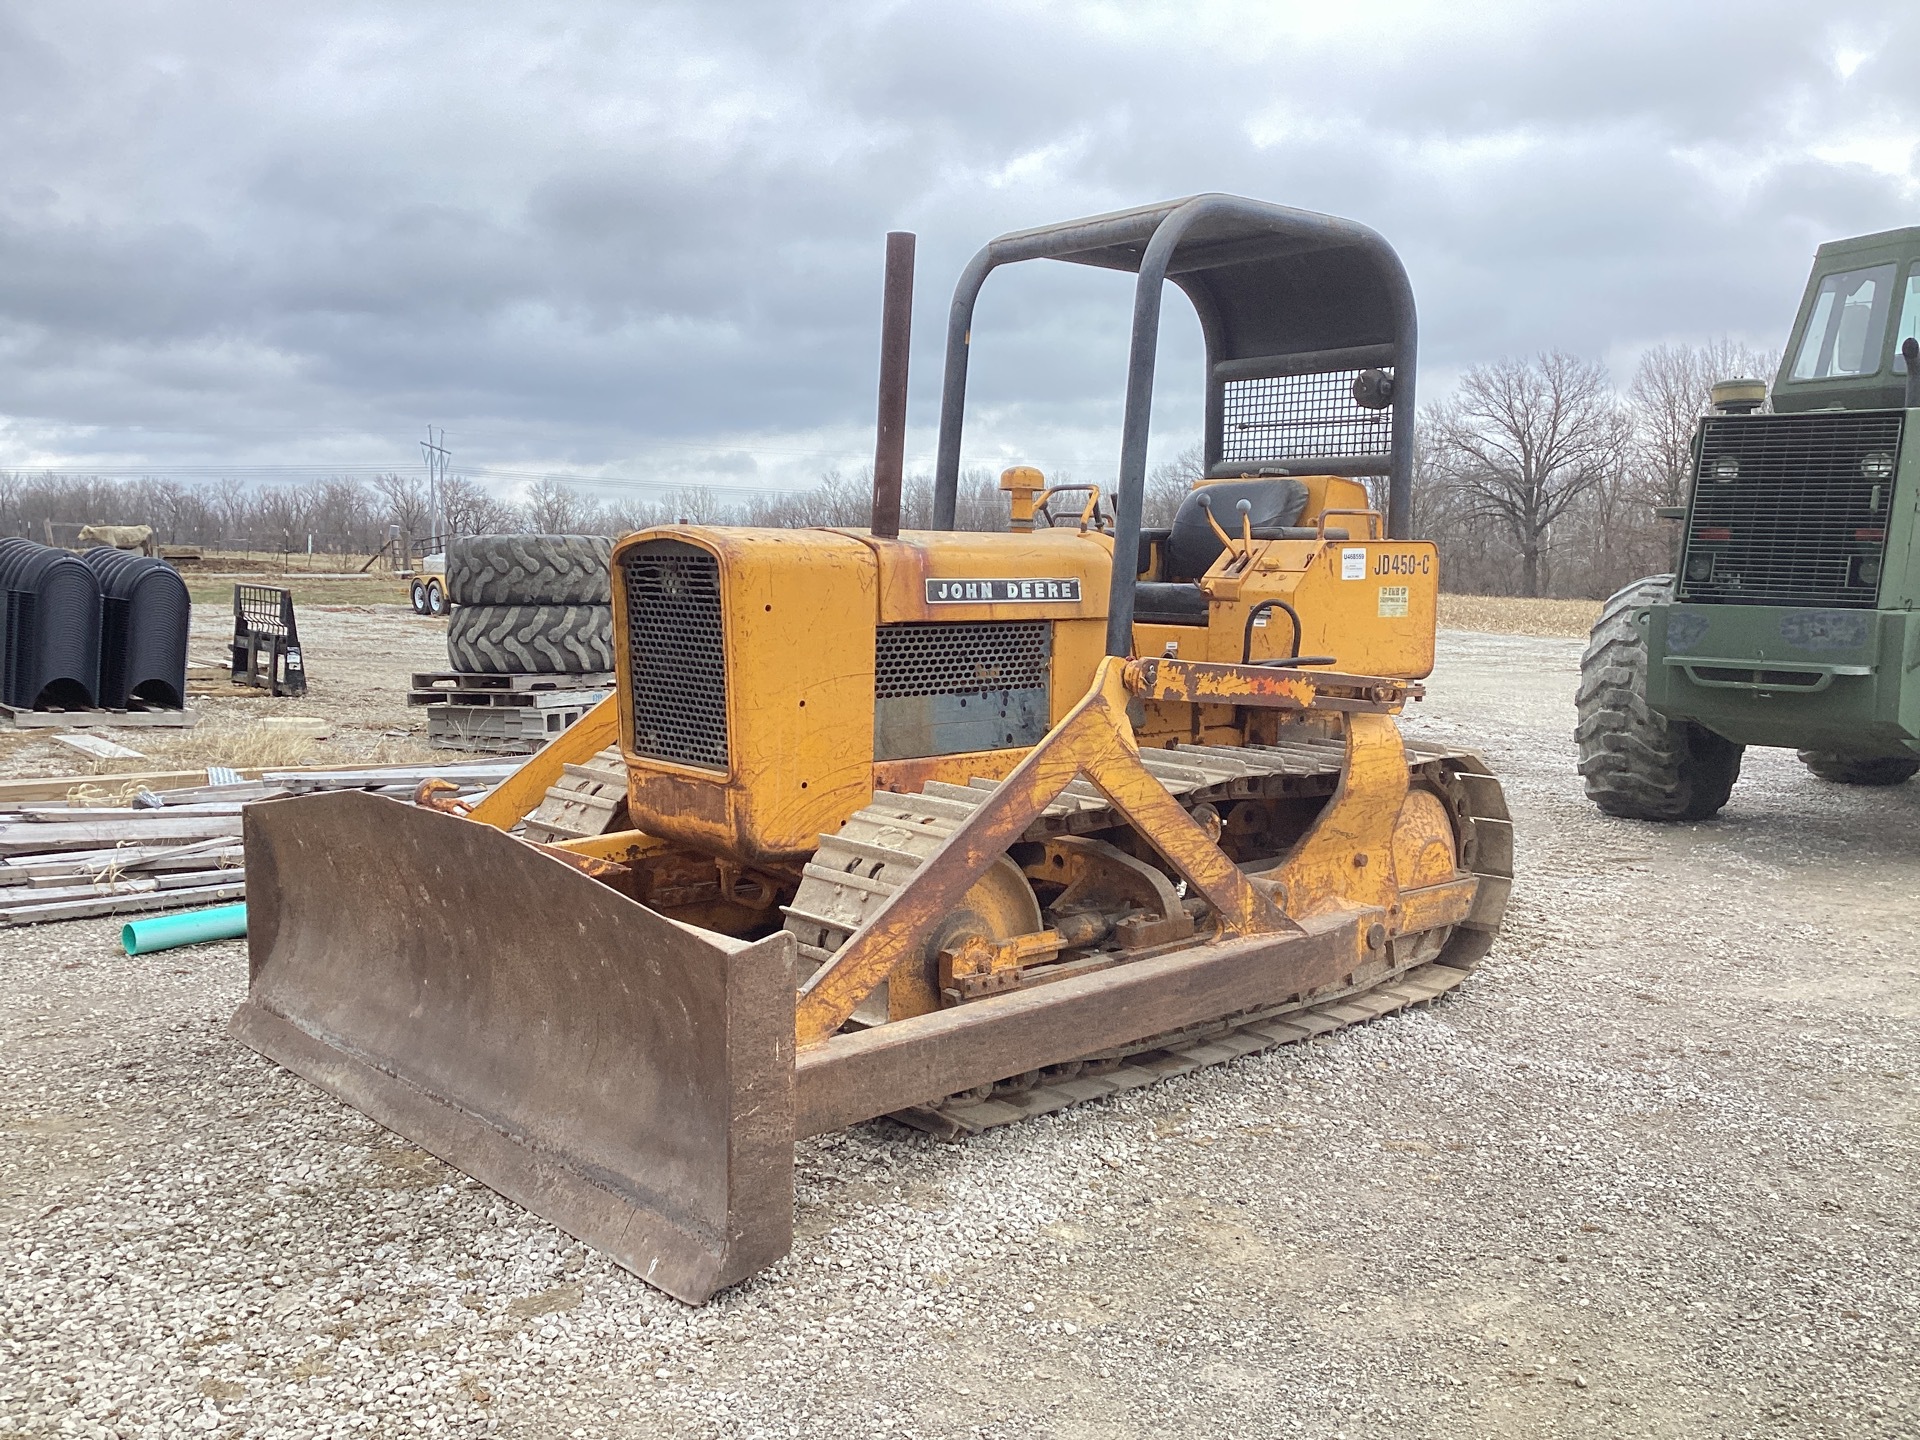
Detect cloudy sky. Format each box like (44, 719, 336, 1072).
(1, 1, 1915, 504)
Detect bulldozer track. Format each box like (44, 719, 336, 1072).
(784, 736, 1512, 1132)
(896, 959, 1470, 1137)
(522, 745, 628, 844)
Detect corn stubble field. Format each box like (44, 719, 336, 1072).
(2, 594, 1914, 1440)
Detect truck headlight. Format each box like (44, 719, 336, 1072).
(1711, 456, 1739, 481)
(1850, 555, 1882, 588)
(1861, 452, 1895, 480)
(1685, 554, 1715, 582)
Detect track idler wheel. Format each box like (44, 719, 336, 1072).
(884, 856, 1041, 1021)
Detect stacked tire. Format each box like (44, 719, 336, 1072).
(445, 535, 615, 674)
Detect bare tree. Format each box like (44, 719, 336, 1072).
(1144, 443, 1204, 527)
(1426, 352, 1631, 597)
(440, 475, 523, 535)
(374, 473, 431, 541)
(523, 476, 621, 532)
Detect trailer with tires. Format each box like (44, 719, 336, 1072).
(405, 557, 447, 617)
(1577, 226, 1920, 819)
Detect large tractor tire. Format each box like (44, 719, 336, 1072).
(1796, 751, 1920, 786)
(447, 535, 614, 607)
(446, 603, 613, 674)
(1575, 574, 1744, 821)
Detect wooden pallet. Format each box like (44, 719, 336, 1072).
(407, 685, 611, 709)
(427, 699, 601, 754)
(410, 670, 614, 694)
(0, 703, 199, 731)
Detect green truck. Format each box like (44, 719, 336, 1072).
(1578, 227, 1920, 819)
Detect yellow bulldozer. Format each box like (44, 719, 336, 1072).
(232, 195, 1510, 1304)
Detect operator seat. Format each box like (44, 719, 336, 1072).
(1133, 477, 1311, 626)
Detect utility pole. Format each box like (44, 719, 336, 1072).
(420, 426, 451, 546)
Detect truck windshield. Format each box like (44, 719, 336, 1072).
(1895, 271, 1920, 375)
(1791, 263, 1897, 379)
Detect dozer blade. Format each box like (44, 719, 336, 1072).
(230, 790, 796, 1304)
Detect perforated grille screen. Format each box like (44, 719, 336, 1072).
(1221, 368, 1393, 468)
(621, 540, 728, 770)
(875, 621, 1051, 699)
(1678, 411, 1902, 609)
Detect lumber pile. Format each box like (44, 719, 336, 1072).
(0, 760, 516, 927)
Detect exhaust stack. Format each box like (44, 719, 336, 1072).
(870, 231, 915, 539)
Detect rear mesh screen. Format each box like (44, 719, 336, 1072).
(1679, 411, 1902, 608)
(874, 620, 1050, 698)
(621, 540, 727, 770)
(1220, 368, 1393, 469)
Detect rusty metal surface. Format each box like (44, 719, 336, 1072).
(790, 736, 1509, 1135)
(1121, 656, 1418, 711)
(791, 657, 1287, 1045)
(869, 232, 915, 540)
(795, 909, 1362, 1137)
(231, 791, 795, 1304)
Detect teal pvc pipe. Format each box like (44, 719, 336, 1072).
(122, 902, 248, 956)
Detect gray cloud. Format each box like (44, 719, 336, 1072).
(0, 0, 1915, 500)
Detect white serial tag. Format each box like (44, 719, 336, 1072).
(1340, 547, 1366, 580)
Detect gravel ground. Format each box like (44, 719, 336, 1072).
(3, 627, 1916, 1439)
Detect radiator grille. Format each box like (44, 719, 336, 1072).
(875, 621, 1050, 699)
(1221, 368, 1393, 468)
(621, 540, 727, 770)
(1678, 412, 1902, 609)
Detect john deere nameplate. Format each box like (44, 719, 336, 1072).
(926, 578, 1081, 604)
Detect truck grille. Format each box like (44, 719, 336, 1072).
(1678, 411, 1901, 609)
(621, 540, 727, 770)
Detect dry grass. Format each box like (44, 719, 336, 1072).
(91, 722, 441, 775)
(1438, 593, 1602, 639)
(139, 723, 327, 771)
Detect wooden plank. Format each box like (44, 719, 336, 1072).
(0, 817, 242, 855)
(52, 734, 148, 762)
(0, 770, 216, 804)
(14, 802, 250, 820)
(15, 869, 241, 904)
(795, 912, 1359, 1138)
(0, 839, 234, 878)
(0, 759, 509, 806)
(0, 879, 246, 925)
(19, 847, 243, 886)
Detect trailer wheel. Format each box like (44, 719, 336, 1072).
(409, 578, 429, 615)
(425, 578, 448, 616)
(447, 535, 614, 606)
(1575, 574, 1743, 820)
(446, 603, 613, 674)
(1796, 751, 1920, 786)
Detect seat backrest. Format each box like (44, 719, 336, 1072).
(1165, 478, 1309, 581)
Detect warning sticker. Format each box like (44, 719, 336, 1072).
(1340, 547, 1366, 580)
(1378, 585, 1410, 618)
